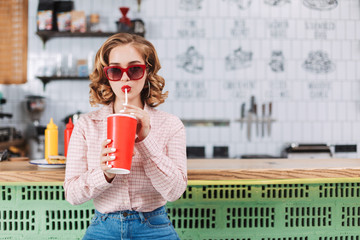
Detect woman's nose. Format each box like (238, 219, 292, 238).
(121, 72, 130, 81)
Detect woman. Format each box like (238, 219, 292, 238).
(64, 33, 187, 240)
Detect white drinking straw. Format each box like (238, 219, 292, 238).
(124, 88, 128, 107)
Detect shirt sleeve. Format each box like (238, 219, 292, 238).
(63, 117, 113, 205)
(135, 117, 187, 202)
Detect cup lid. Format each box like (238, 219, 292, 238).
(107, 113, 137, 120)
(106, 168, 130, 174)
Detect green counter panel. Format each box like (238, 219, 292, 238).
(1, 182, 360, 239)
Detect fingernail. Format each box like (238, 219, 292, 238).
(119, 109, 125, 113)
(108, 165, 112, 168)
(110, 156, 116, 160)
(111, 148, 116, 152)
(122, 103, 127, 105)
(107, 139, 111, 142)
(130, 112, 135, 115)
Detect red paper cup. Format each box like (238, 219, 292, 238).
(106, 113, 137, 174)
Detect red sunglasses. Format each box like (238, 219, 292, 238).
(104, 65, 146, 81)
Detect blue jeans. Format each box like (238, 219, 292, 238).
(82, 206, 180, 240)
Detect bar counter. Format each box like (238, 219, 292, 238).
(2, 158, 360, 184)
(2, 158, 360, 239)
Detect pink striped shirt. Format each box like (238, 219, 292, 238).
(63, 103, 187, 213)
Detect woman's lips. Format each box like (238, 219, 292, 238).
(121, 85, 131, 93)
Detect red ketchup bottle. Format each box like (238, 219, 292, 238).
(64, 117, 74, 157)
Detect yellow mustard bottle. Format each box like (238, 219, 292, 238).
(45, 118, 58, 161)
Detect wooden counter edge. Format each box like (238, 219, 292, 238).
(0, 170, 65, 183)
(2, 167, 360, 184)
(187, 168, 360, 180)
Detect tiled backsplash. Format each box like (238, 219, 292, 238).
(1, 0, 360, 158)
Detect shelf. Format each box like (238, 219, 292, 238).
(36, 76, 89, 90)
(36, 22, 145, 45)
(36, 31, 119, 45)
(181, 119, 230, 127)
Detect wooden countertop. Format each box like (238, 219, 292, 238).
(188, 158, 360, 181)
(1, 158, 360, 184)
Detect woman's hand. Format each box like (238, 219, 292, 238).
(100, 139, 116, 182)
(121, 104, 150, 141)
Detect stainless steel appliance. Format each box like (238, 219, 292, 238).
(24, 95, 46, 159)
(283, 143, 332, 159)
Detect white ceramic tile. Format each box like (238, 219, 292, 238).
(351, 81, 360, 101)
(352, 122, 360, 143)
(348, 0, 360, 20)
(185, 127, 198, 144)
(29, 0, 38, 17)
(336, 101, 348, 121)
(219, 127, 230, 144)
(346, 101, 357, 120)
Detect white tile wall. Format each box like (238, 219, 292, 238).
(0, 0, 360, 158)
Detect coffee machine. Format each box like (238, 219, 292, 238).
(24, 95, 46, 159)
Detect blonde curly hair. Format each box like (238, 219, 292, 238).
(89, 33, 168, 107)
